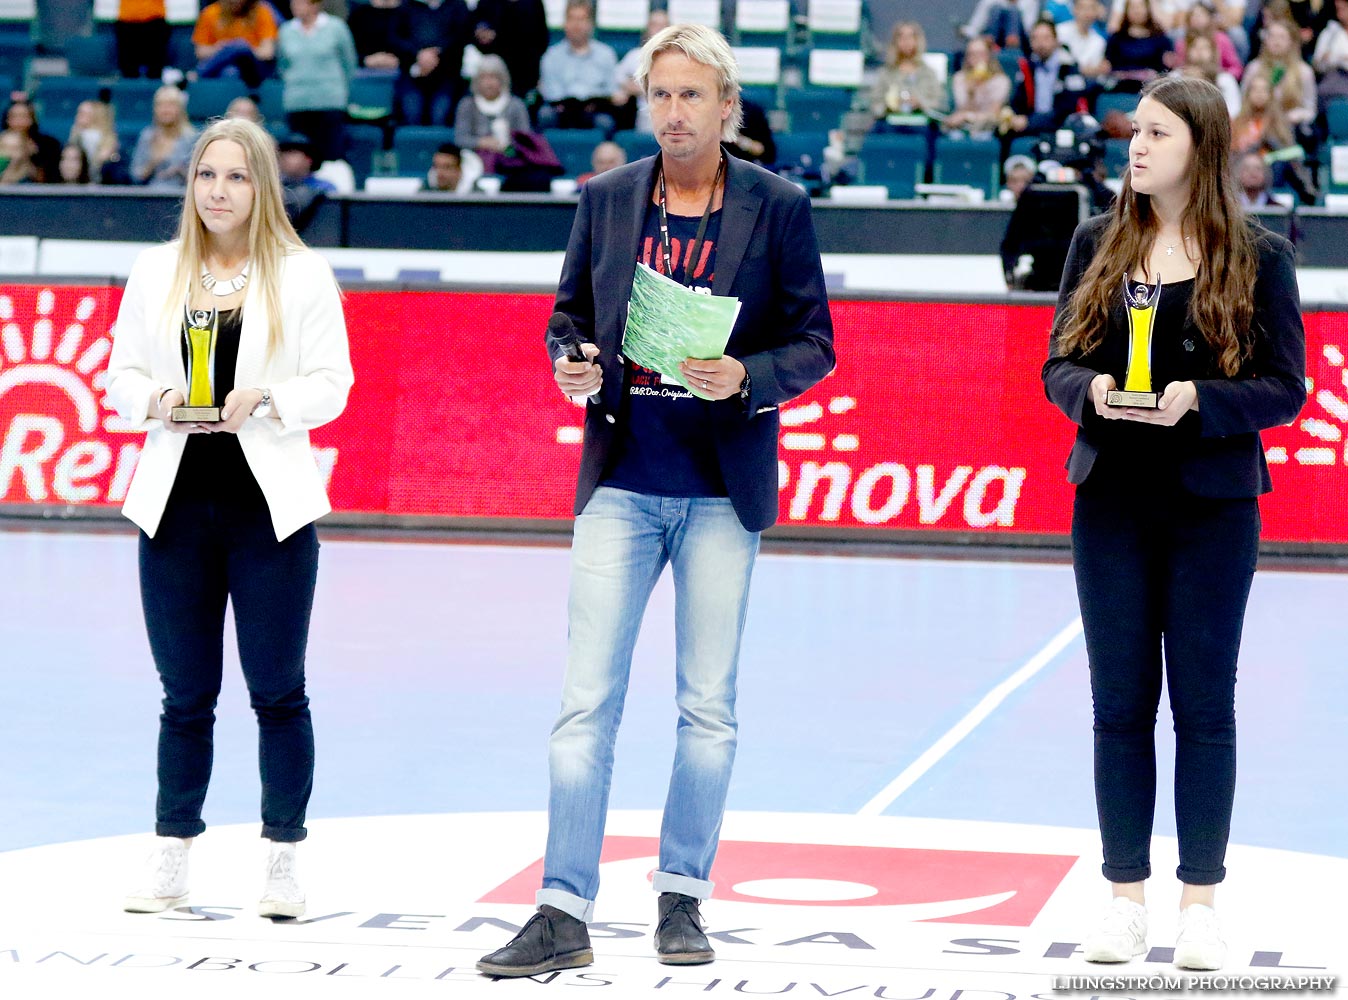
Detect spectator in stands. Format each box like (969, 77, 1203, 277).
(1286, 0, 1332, 54)
(962, 0, 1039, 51)
(538, 0, 618, 133)
(1103, 0, 1175, 89)
(1234, 148, 1275, 206)
(1311, 0, 1348, 109)
(424, 140, 467, 190)
(58, 143, 92, 184)
(278, 0, 358, 166)
(194, 0, 280, 88)
(396, 0, 471, 126)
(5, 100, 61, 184)
(1174, 31, 1241, 112)
(1058, 0, 1110, 76)
(726, 96, 776, 166)
(347, 0, 404, 73)
(226, 95, 265, 124)
(471, 0, 551, 99)
(131, 86, 197, 188)
(945, 35, 1012, 138)
(612, 10, 670, 133)
(1172, 2, 1244, 78)
(576, 138, 624, 184)
(116, 0, 171, 79)
(1000, 152, 1037, 199)
(868, 21, 948, 125)
(1232, 69, 1316, 200)
(0, 131, 38, 185)
(1242, 17, 1316, 125)
(278, 132, 335, 233)
(1009, 20, 1089, 136)
(68, 99, 127, 184)
(454, 55, 531, 158)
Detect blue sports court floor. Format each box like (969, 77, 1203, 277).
(0, 527, 1344, 998)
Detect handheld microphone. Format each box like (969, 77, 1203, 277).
(548, 312, 589, 363)
(548, 311, 599, 402)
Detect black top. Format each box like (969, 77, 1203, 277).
(1042, 213, 1307, 498)
(173, 308, 258, 502)
(1104, 30, 1172, 74)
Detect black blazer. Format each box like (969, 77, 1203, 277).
(549, 153, 836, 532)
(1042, 213, 1307, 497)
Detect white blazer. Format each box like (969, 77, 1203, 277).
(105, 241, 354, 541)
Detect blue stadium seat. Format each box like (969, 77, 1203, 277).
(1327, 98, 1348, 141)
(107, 78, 162, 130)
(614, 130, 659, 162)
(65, 32, 118, 78)
(773, 129, 830, 175)
(393, 125, 456, 177)
(37, 77, 105, 128)
(932, 135, 1001, 199)
(0, 26, 34, 78)
(785, 86, 852, 132)
(1103, 137, 1130, 179)
(348, 70, 396, 122)
(258, 78, 286, 124)
(741, 84, 779, 112)
(858, 132, 927, 199)
(543, 127, 606, 177)
(344, 123, 384, 186)
(1095, 89, 1140, 121)
(186, 77, 248, 122)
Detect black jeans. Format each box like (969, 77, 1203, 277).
(1071, 478, 1259, 886)
(139, 486, 319, 842)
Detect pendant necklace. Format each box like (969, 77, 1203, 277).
(201, 260, 250, 296)
(1163, 236, 1191, 257)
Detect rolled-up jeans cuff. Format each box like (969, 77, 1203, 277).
(1102, 862, 1151, 883)
(652, 871, 713, 899)
(536, 888, 594, 922)
(1176, 864, 1226, 886)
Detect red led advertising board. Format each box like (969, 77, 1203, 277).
(1, 284, 1344, 544)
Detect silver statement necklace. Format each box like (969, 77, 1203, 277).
(201, 260, 250, 296)
(1163, 236, 1192, 257)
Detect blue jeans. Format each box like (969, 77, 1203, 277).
(539, 486, 760, 921)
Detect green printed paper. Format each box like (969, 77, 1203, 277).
(622, 262, 741, 400)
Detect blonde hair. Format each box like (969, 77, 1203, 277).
(68, 100, 120, 169)
(635, 23, 742, 141)
(887, 20, 927, 67)
(153, 86, 193, 139)
(162, 118, 307, 360)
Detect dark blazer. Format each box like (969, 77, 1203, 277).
(549, 153, 836, 532)
(1042, 213, 1306, 497)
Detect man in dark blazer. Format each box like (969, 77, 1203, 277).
(477, 22, 834, 980)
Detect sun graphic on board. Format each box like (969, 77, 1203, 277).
(0, 287, 137, 435)
(1266, 341, 1347, 467)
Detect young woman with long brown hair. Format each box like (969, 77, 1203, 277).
(106, 117, 352, 919)
(1042, 76, 1305, 970)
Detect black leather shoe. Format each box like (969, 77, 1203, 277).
(655, 892, 715, 965)
(476, 905, 593, 977)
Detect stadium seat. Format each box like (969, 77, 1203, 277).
(348, 71, 396, 122)
(740, 84, 779, 112)
(735, 0, 790, 48)
(392, 125, 456, 177)
(1095, 89, 1139, 121)
(785, 86, 852, 132)
(1104, 137, 1130, 179)
(37, 76, 104, 128)
(773, 129, 830, 175)
(1327, 98, 1348, 141)
(807, 0, 862, 49)
(932, 135, 1001, 199)
(344, 122, 384, 186)
(187, 77, 248, 122)
(65, 32, 118, 77)
(543, 127, 606, 177)
(107, 78, 161, 130)
(614, 129, 659, 162)
(258, 78, 286, 124)
(858, 132, 927, 199)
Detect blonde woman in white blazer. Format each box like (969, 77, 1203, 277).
(105, 117, 352, 921)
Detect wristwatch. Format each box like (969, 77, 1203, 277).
(738, 372, 751, 405)
(252, 387, 272, 418)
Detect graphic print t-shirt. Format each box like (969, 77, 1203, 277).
(600, 200, 728, 498)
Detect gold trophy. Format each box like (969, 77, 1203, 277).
(1106, 274, 1161, 409)
(172, 306, 222, 422)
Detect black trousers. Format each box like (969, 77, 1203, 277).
(1071, 476, 1259, 886)
(139, 485, 319, 842)
(115, 19, 170, 79)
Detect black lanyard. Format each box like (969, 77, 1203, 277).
(656, 151, 724, 288)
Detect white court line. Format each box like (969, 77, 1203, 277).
(856, 616, 1085, 817)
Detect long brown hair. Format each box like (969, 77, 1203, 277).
(1231, 70, 1294, 152)
(1057, 76, 1258, 376)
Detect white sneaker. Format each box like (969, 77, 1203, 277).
(1083, 897, 1148, 962)
(1174, 903, 1226, 971)
(124, 836, 190, 912)
(258, 842, 306, 918)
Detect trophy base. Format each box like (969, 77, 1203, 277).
(171, 405, 222, 422)
(1106, 390, 1159, 409)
